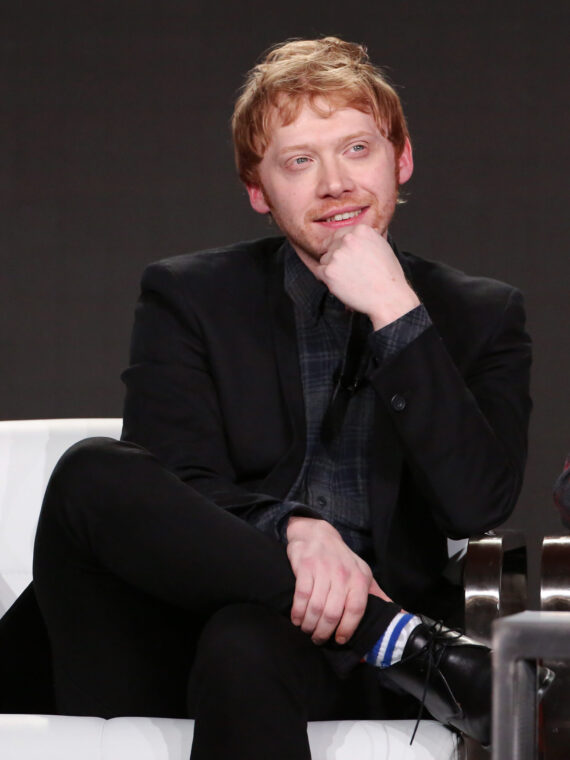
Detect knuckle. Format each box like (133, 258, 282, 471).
(308, 601, 324, 618)
(334, 564, 351, 585)
(294, 583, 307, 597)
(299, 556, 315, 571)
(345, 599, 366, 618)
(297, 567, 314, 583)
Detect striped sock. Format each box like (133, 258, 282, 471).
(364, 612, 421, 668)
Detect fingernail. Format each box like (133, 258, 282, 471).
(336, 635, 347, 645)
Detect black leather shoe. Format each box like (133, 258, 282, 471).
(379, 618, 555, 747)
(380, 619, 492, 744)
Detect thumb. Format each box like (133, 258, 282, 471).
(369, 578, 392, 603)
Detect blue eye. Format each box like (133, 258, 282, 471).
(351, 144, 365, 153)
(294, 156, 309, 165)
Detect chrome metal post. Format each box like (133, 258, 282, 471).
(492, 611, 570, 760)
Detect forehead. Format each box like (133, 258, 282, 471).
(264, 97, 382, 151)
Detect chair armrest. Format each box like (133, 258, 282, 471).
(463, 530, 527, 645)
(459, 531, 527, 760)
(541, 535, 570, 611)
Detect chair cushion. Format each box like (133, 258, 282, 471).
(0, 714, 459, 759)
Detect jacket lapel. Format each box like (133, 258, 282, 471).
(261, 241, 307, 497)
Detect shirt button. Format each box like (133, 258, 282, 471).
(390, 393, 407, 412)
(317, 496, 327, 507)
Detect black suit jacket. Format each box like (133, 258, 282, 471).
(121, 236, 532, 617)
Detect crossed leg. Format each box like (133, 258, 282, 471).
(33, 437, 401, 758)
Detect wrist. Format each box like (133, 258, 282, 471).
(369, 290, 420, 330)
(286, 515, 330, 542)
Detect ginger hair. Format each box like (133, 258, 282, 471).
(232, 36, 410, 185)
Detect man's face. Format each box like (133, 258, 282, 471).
(246, 98, 413, 266)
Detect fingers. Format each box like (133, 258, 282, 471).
(299, 575, 333, 640)
(290, 557, 332, 635)
(309, 579, 347, 644)
(286, 516, 373, 644)
(316, 223, 419, 323)
(290, 557, 371, 645)
(290, 567, 314, 627)
(334, 584, 369, 644)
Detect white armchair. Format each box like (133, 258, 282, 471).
(0, 418, 521, 759)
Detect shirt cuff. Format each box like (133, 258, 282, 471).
(368, 304, 432, 363)
(276, 503, 325, 544)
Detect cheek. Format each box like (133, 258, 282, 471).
(282, 193, 309, 222)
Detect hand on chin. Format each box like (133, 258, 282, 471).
(312, 223, 419, 325)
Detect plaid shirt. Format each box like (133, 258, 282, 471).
(279, 244, 431, 559)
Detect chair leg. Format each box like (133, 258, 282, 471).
(540, 536, 570, 759)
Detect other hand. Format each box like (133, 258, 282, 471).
(286, 516, 391, 645)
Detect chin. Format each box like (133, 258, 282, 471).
(286, 233, 326, 262)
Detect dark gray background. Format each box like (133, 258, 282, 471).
(2, 0, 569, 601)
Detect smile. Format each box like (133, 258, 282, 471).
(319, 208, 365, 223)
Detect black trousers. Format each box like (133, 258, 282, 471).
(33, 438, 403, 760)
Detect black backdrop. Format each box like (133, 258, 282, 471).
(2, 0, 569, 600)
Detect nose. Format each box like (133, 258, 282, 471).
(316, 157, 355, 198)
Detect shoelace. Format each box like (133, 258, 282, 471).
(408, 619, 465, 745)
(408, 625, 555, 745)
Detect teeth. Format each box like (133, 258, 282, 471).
(324, 209, 363, 222)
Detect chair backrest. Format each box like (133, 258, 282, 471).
(0, 419, 122, 616)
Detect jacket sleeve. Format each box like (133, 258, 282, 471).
(368, 287, 532, 538)
(121, 261, 319, 540)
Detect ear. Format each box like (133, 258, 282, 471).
(397, 138, 414, 185)
(246, 184, 271, 215)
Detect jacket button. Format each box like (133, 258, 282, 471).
(390, 393, 406, 412)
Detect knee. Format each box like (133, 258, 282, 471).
(51, 435, 117, 476)
(35, 438, 119, 523)
(40, 437, 144, 528)
(48, 437, 138, 496)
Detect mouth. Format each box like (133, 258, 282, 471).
(314, 206, 368, 226)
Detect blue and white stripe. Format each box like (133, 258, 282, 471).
(364, 612, 421, 668)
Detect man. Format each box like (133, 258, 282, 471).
(33, 37, 533, 758)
